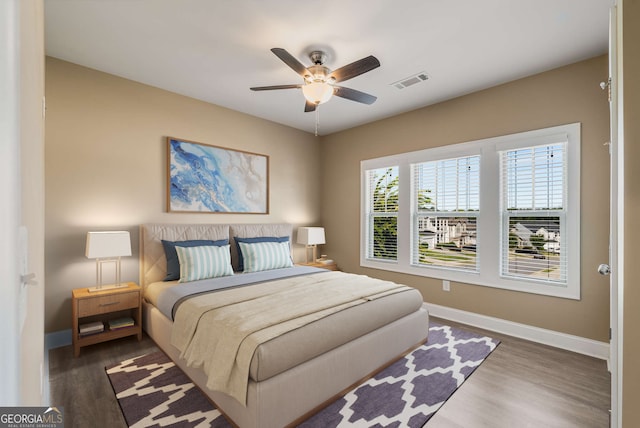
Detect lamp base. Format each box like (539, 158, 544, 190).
(87, 283, 127, 293)
(304, 245, 319, 264)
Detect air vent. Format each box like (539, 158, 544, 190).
(391, 72, 429, 90)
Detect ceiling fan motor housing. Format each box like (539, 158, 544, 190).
(305, 65, 332, 83)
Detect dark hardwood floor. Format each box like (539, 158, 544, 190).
(48, 317, 610, 428)
(48, 334, 158, 428)
(428, 318, 610, 428)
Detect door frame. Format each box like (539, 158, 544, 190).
(608, 4, 624, 427)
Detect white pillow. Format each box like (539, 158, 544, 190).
(238, 241, 293, 273)
(175, 245, 233, 283)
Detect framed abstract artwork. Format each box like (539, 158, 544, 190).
(167, 137, 269, 213)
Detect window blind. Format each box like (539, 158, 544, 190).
(412, 155, 479, 271)
(500, 143, 567, 283)
(366, 167, 399, 261)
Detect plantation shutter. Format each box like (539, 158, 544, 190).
(366, 167, 399, 261)
(412, 155, 480, 271)
(500, 142, 567, 284)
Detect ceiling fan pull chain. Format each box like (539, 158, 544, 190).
(315, 105, 320, 137)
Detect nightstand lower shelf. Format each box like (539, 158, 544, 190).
(76, 325, 141, 350)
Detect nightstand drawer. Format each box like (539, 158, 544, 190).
(77, 291, 139, 317)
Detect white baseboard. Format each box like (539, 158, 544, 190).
(424, 302, 610, 361)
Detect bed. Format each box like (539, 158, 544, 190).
(140, 223, 429, 428)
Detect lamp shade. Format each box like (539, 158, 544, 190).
(85, 231, 132, 259)
(297, 227, 326, 246)
(301, 82, 333, 105)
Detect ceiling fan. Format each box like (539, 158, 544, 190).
(250, 48, 380, 112)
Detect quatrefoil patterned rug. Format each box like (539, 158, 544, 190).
(106, 323, 499, 427)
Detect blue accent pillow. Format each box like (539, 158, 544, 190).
(162, 239, 228, 281)
(234, 236, 289, 272)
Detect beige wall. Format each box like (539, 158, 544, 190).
(44, 58, 321, 332)
(321, 56, 611, 341)
(622, 0, 640, 425)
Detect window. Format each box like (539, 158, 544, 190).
(365, 166, 399, 261)
(361, 123, 580, 299)
(412, 156, 480, 271)
(500, 144, 567, 283)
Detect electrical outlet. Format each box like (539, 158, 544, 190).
(442, 280, 450, 292)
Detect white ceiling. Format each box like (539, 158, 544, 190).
(44, 0, 613, 136)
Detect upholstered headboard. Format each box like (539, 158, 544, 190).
(139, 223, 293, 287)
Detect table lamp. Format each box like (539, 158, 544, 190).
(297, 227, 326, 263)
(85, 231, 131, 292)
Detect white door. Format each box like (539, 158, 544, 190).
(600, 5, 621, 427)
(0, 0, 23, 403)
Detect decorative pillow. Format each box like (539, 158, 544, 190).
(234, 236, 289, 271)
(238, 241, 293, 273)
(162, 239, 228, 281)
(175, 245, 233, 283)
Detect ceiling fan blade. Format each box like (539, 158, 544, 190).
(271, 48, 308, 77)
(333, 86, 377, 105)
(304, 101, 317, 112)
(250, 84, 302, 91)
(329, 55, 380, 83)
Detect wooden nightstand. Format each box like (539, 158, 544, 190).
(299, 261, 339, 271)
(72, 282, 142, 357)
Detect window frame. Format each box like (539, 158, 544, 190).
(360, 123, 581, 300)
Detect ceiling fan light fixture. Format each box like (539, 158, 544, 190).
(302, 81, 333, 105)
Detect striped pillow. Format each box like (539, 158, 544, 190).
(175, 245, 233, 283)
(238, 241, 293, 273)
(161, 239, 229, 281)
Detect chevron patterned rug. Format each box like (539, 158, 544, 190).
(106, 323, 499, 427)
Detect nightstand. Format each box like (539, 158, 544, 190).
(299, 261, 339, 271)
(72, 282, 142, 357)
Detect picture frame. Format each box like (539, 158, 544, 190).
(167, 137, 269, 214)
